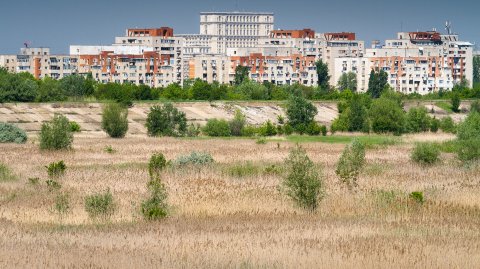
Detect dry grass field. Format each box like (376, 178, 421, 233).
(1, 132, 480, 268)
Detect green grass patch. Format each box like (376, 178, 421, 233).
(282, 135, 400, 147)
(0, 163, 17, 182)
(435, 140, 460, 153)
(223, 162, 284, 178)
(435, 101, 453, 113)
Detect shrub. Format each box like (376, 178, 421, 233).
(471, 100, 480, 113)
(69, 121, 81, 132)
(258, 120, 277, 136)
(285, 95, 318, 132)
(84, 189, 116, 220)
(0, 123, 27, 144)
(203, 119, 231, 137)
(229, 109, 246, 136)
(146, 103, 187, 137)
(409, 191, 424, 204)
(320, 125, 328, 136)
(430, 117, 440, 133)
(451, 93, 461, 113)
(411, 143, 440, 165)
(54, 193, 70, 216)
(28, 177, 40, 185)
(186, 123, 201, 137)
(241, 125, 258, 137)
(256, 137, 267, 144)
(39, 114, 73, 150)
(0, 163, 17, 182)
(174, 151, 214, 166)
(225, 161, 261, 178)
(104, 145, 116, 154)
(405, 107, 431, 133)
(305, 122, 322, 136)
(45, 179, 62, 191)
(335, 139, 366, 188)
(439, 116, 457, 134)
(456, 112, 480, 141)
(148, 153, 167, 180)
(101, 103, 129, 138)
(281, 145, 324, 211)
(141, 179, 168, 220)
(369, 97, 405, 135)
(283, 124, 294, 135)
(456, 139, 480, 162)
(45, 161, 66, 178)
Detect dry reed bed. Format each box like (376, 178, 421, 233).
(1, 134, 480, 268)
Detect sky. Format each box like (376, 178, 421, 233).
(0, 0, 478, 54)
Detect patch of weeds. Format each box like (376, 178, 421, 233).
(54, 192, 71, 217)
(174, 152, 214, 167)
(256, 137, 267, 144)
(225, 162, 262, 178)
(104, 145, 116, 154)
(27, 177, 40, 186)
(46, 179, 62, 191)
(84, 189, 116, 221)
(364, 163, 387, 176)
(46, 161, 66, 178)
(409, 191, 424, 204)
(0, 163, 17, 182)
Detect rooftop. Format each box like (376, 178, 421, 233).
(200, 11, 274, 15)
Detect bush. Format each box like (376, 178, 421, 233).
(225, 161, 261, 178)
(409, 191, 424, 204)
(101, 103, 129, 138)
(411, 143, 440, 165)
(256, 137, 267, 144)
(430, 117, 440, 133)
(84, 189, 116, 220)
(148, 153, 167, 180)
(39, 114, 74, 150)
(405, 107, 431, 133)
(241, 125, 258, 137)
(146, 103, 187, 137)
(369, 97, 405, 135)
(320, 125, 328, 136)
(203, 119, 231, 137)
(304, 122, 321, 136)
(186, 123, 201, 137)
(281, 145, 324, 211)
(104, 145, 116, 154)
(471, 100, 480, 113)
(439, 116, 457, 134)
(174, 151, 214, 166)
(283, 124, 294, 135)
(0, 163, 17, 182)
(0, 123, 27, 144)
(45, 179, 62, 191)
(69, 121, 81, 132)
(335, 139, 366, 188)
(451, 93, 461, 113)
(141, 179, 168, 220)
(46, 161, 66, 178)
(457, 112, 480, 141)
(258, 120, 277, 136)
(456, 139, 480, 162)
(229, 109, 246, 136)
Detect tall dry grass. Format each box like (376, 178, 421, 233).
(0, 133, 479, 268)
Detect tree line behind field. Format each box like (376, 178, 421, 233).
(1, 57, 480, 105)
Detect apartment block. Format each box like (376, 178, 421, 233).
(365, 31, 473, 94)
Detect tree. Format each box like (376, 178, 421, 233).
(146, 103, 187, 137)
(236, 80, 269, 100)
(474, 55, 480, 87)
(348, 94, 370, 132)
(234, 65, 250, 85)
(369, 97, 405, 135)
(405, 107, 431, 133)
(36, 77, 66, 102)
(39, 114, 74, 150)
(367, 69, 388, 98)
(285, 95, 318, 131)
(281, 145, 324, 211)
(190, 79, 212, 100)
(101, 103, 129, 138)
(337, 72, 357, 92)
(315, 60, 330, 90)
(229, 109, 246, 136)
(60, 74, 93, 99)
(202, 119, 231, 137)
(336, 139, 365, 189)
(451, 92, 461, 113)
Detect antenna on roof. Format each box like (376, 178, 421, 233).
(445, 21, 452, 35)
(23, 41, 30, 48)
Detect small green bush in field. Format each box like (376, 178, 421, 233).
(258, 120, 277, 136)
(229, 109, 246, 136)
(320, 125, 327, 136)
(0, 123, 27, 144)
(456, 112, 480, 162)
(203, 119, 231, 137)
(456, 139, 480, 162)
(69, 121, 81, 132)
(148, 153, 167, 180)
(335, 139, 366, 188)
(281, 145, 324, 211)
(0, 163, 17, 182)
(304, 122, 322, 136)
(45, 179, 62, 191)
(104, 145, 116, 154)
(39, 114, 73, 150)
(174, 151, 214, 166)
(101, 103, 128, 138)
(256, 137, 267, 144)
(409, 191, 424, 204)
(54, 192, 71, 216)
(430, 117, 440, 133)
(411, 143, 440, 165)
(84, 189, 116, 220)
(141, 179, 168, 220)
(45, 161, 66, 178)
(186, 123, 201, 137)
(439, 116, 456, 134)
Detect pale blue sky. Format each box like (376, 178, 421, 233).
(0, 0, 478, 54)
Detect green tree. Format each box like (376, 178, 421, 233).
(315, 60, 330, 90)
(367, 69, 388, 98)
(190, 79, 212, 100)
(203, 119, 231, 137)
(405, 107, 431, 133)
(36, 76, 66, 102)
(348, 94, 370, 132)
(101, 103, 129, 138)
(60, 74, 93, 99)
(369, 97, 405, 135)
(229, 109, 246, 136)
(146, 103, 187, 137)
(285, 95, 318, 131)
(236, 80, 269, 100)
(39, 114, 74, 150)
(337, 72, 357, 92)
(281, 145, 324, 211)
(336, 139, 365, 188)
(451, 92, 461, 113)
(234, 65, 250, 85)
(474, 55, 480, 87)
